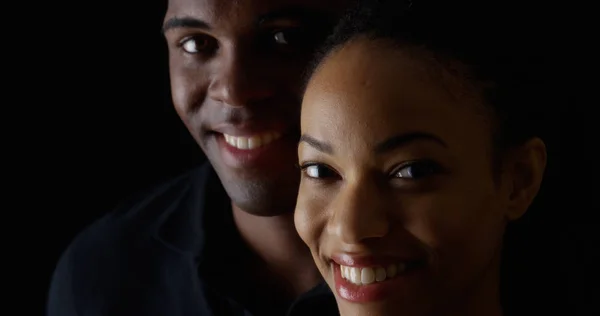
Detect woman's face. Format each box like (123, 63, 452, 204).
(296, 38, 521, 315)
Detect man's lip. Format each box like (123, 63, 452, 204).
(212, 130, 299, 169)
(210, 124, 292, 137)
(331, 253, 423, 268)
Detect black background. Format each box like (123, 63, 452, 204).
(10, 0, 593, 315)
(19, 1, 204, 313)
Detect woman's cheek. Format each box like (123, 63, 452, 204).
(294, 185, 329, 248)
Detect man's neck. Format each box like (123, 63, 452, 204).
(232, 204, 321, 297)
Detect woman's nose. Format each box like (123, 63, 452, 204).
(327, 181, 390, 245)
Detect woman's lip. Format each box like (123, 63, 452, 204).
(332, 262, 425, 303)
(331, 253, 422, 268)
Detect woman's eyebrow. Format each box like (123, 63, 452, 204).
(375, 132, 447, 154)
(299, 134, 334, 154)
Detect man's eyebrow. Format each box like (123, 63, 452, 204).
(162, 17, 210, 34)
(299, 134, 334, 154)
(258, 6, 335, 25)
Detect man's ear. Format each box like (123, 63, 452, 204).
(503, 137, 548, 221)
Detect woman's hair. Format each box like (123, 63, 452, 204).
(305, 0, 550, 152)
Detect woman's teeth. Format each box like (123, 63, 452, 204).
(340, 263, 407, 285)
(223, 132, 282, 150)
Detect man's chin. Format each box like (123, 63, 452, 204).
(226, 181, 299, 217)
(210, 166, 298, 217)
(203, 138, 300, 216)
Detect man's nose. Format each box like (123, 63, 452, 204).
(207, 49, 274, 107)
(327, 181, 390, 245)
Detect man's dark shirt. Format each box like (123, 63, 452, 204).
(47, 162, 339, 316)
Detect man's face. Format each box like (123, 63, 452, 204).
(163, 0, 348, 216)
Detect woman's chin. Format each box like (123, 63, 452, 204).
(333, 290, 433, 316)
(337, 301, 418, 316)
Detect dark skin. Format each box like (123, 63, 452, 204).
(296, 38, 547, 316)
(162, 0, 350, 314)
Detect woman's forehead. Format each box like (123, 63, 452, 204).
(301, 39, 492, 152)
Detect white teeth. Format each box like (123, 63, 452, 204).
(236, 137, 248, 149)
(361, 267, 375, 284)
(340, 263, 409, 285)
(375, 267, 387, 282)
(342, 266, 349, 279)
(350, 267, 361, 284)
(247, 136, 261, 148)
(223, 132, 282, 150)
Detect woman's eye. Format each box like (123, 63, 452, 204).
(393, 161, 440, 180)
(179, 36, 215, 54)
(301, 164, 338, 179)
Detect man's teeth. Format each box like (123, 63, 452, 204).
(223, 132, 282, 150)
(340, 263, 407, 285)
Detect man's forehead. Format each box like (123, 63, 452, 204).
(165, 0, 348, 23)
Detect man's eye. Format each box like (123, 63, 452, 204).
(393, 161, 441, 180)
(273, 31, 290, 44)
(301, 164, 338, 179)
(179, 36, 216, 54)
(271, 28, 313, 47)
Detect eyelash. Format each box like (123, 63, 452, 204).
(299, 162, 340, 181)
(176, 27, 318, 57)
(177, 35, 217, 55)
(299, 160, 442, 182)
(391, 160, 442, 179)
